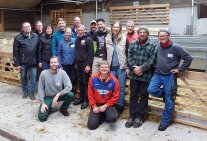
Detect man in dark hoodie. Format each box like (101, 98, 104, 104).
(13, 22, 39, 100)
(148, 29, 193, 131)
(73, 24, 93, 109)
(92, 18, 109, 74)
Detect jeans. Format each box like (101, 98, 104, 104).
(21, 64, 37, 95)
(62, 64, 77, 94)
(38, 92, 74, 122)
(76, 62, 90, 102)
(42, 61, 50, 70)
(87, 105, 118, 130)
(110, 66, 126, 107)
(129, 79, 149, 120)
(147, 73, 174, 125)
(92, 57, 103, 74)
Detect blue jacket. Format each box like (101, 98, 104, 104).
(52, 30, 65, 56)
(57, 38, 76, 67)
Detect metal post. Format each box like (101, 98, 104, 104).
(40, 4, 43, 21)
(95, 0, 98, 19)
(191, 0, 195, 35)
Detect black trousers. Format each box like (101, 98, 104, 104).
(76, 62, 90, 102)
(129, 79, 149, 120)
(62, 64, 77, 94)
(87, 106, 118, 130)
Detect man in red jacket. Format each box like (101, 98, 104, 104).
(87, 61, 120, 130)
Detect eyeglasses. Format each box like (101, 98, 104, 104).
(159, 35, 168, 38)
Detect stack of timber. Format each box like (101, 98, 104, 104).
(109, 3, 170, 26)
(50, 9, 82, 27)
(148, 71, 207, 130)
(0, 52, 20, 86)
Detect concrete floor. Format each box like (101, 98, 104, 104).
(0, 82, 207, 141)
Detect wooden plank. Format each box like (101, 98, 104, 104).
(110, 4, 170, 10)
(149, 97, 207, 112)
(178, 71, 207, 81)
(148, 105, 207, 121)
(177, 93, 207, 102)
(174, 118, 207, 130)
(180, 78, 207, 108)
(178, 85, 207, 92)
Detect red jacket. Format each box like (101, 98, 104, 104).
(88, 72, 120, 108)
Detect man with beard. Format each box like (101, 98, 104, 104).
(89, 20, 97, 38)
(38, 56, 74, 122)
(92, 18, 109, 73)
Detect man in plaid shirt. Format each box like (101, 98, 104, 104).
(125, 27, 157, 128)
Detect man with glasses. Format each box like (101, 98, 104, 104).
(13, 22, 39, 100)
(148, 29, 193, 131)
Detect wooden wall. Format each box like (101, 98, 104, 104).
(0, 10, 4, 32)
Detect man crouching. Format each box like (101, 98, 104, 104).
(87, 61, 120, 130)
(38, 56, 74, 122)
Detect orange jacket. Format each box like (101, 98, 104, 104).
(88, 72, 120, 108)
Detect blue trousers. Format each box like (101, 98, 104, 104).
(21, 64, 37, 95)
(147, 73, 175, 125)
(110, 66, 126, 106)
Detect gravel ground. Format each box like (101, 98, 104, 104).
(0, 82, 207, 141)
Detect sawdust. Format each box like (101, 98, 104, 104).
(36, 127, 49, 134)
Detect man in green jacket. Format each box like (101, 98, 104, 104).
(126, 27, 157, 128)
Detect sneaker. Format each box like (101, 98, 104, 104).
(29, 94, 36, 100)
(158, 124, 168, 131)
(60, 109, 69, 116)
(125, 118, 134, 128)
(133, 118, 143, 128)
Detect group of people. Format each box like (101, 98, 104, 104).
(13, 17, 193, 131)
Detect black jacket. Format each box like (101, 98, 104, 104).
(93, 29, 109, 58)
(75, 33, 93, 66)
(39, 34, 52, 62)
(13, 31, 39, 67)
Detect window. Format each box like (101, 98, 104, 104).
(198, 3, 207, 18)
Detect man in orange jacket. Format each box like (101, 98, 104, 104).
(87, 61, 120, 130)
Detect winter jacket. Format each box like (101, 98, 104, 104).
(13, 31, 39, 67)
(39, 34, 52, 63)
(105, 33, 127, 69)
(52, 30, 64, 56)
(128, 38, 157, 82)
(155, 41, 193, 75)
(57, 38, 76, 67)
(93, 29, 109, 58)
(75, 34, 93, 66)
(88, 72, 120, 108)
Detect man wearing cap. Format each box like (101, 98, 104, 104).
(126, 27, 157, 128)
(92, 18, 109, 73)
(147, 29, 193, 131)
(89, 20, 97, 38)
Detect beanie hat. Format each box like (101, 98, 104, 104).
(158, 29, 170, 36)
(137, 26, 149, 35)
